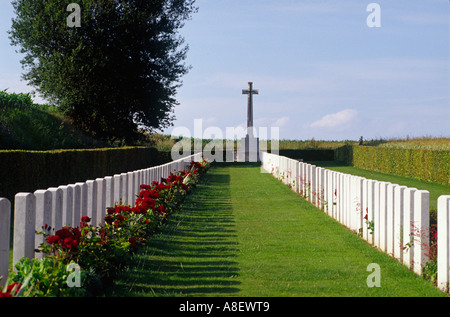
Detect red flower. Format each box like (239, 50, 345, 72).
(63, 237, 74, 249)
(157, 205, 166, 214)
(134, 197, 155, 213)
(129, 237, 137, 247)
(46, 235, 60, 245)
(7, 283, 20, 292)
(0, 282, 21, 297)
(115, 205, 132, 214)
(55, 228, 72, 240)
(156, 183, 168, 191)
(46, 226, 81, 250)
(139, 189, 160, 199)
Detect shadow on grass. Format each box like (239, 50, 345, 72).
(109, 169, 241, 297)
(212, 161, 261, 168)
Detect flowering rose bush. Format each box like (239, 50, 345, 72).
(43, 223, 83, 253)
(6, 159, 209, 297)
(6, 257, 84, 297)
(0, 282, 22, 297)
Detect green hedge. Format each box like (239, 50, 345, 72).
(334, 145, 353, 165)
(334, 145, 449, 186)
(277, 149, 335, 161)
(0, 147, 163, 203)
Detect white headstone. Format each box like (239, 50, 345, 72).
(96, 178, 106, 226)
(59, 185, 73, 227)
(402, 187, 416, 268)
(413, 190, 430, 275)
(13, 193, 36, 264)
(69, 184, 81, 227)
(49, 187, 63, 231)
(437, 195, 450, 292)
(86, 180, 98, 226)
(393, 186, 407, 261)
(34, 190, 52, 259)
(0, 198, 11, 285)
(386, 183, 396, 255)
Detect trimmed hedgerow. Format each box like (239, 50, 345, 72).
(334, 145, 449, 186)
(0, 147, 162, 203)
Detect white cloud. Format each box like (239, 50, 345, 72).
(273, 117, 290, 128)
(310, 109, 358, 129)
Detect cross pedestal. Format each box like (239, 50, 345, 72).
(237, 82, 260, 162)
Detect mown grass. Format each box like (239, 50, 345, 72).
(107, 163, 446, 297)
(309, 161, 450, 209)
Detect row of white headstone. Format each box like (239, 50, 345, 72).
(0, 153, 202, 287)
(261, 151, 450, 293)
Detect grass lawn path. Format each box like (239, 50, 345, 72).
(107, 163, 446, 297)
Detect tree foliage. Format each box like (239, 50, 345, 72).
(9, 0, 197, 143)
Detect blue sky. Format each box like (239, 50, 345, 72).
(1, 0, 449, 141)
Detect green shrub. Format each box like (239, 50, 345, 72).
(6, 257, 85, 297)
(277, 149, 335, 161)
(335, 145, 449, 186)
(0, 90, 108, 150)
(0, 147, 160, 202)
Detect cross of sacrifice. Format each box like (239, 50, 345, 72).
(242, 82, 258, 137)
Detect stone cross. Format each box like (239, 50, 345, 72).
(242, 82, 258, 137)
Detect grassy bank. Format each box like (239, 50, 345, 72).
(0, 91, 108, 150)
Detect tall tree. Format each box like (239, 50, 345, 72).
(9, 0, 197, 143)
